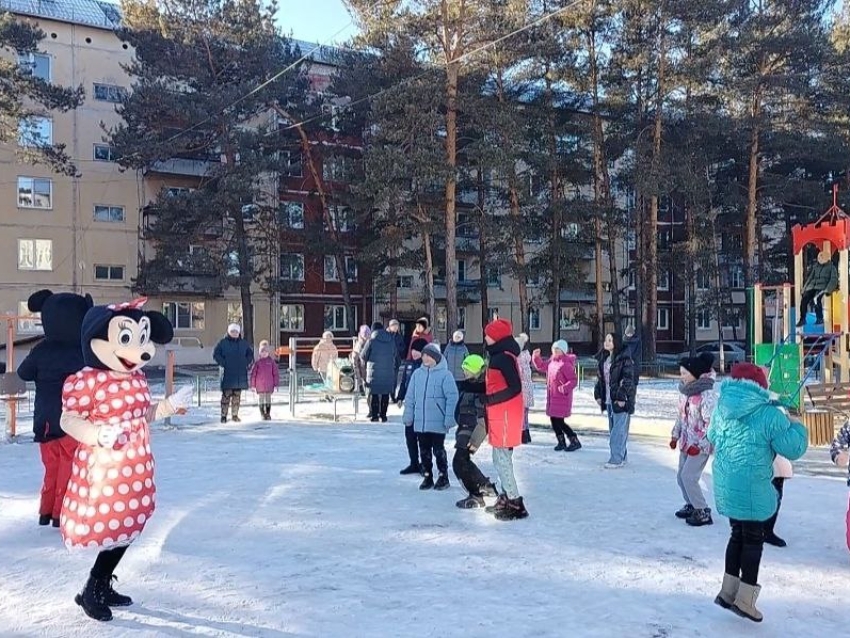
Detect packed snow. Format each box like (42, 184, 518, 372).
(1, 385, 849, 637)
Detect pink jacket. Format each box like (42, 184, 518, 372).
(250, 357, 280, 393)
(532, 352, 577, 418)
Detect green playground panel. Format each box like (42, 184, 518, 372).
(754, 343, 801, 410)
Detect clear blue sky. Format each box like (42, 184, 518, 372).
(276, 0, 359, 44)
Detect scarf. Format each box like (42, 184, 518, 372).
(678, 375, 715, 398)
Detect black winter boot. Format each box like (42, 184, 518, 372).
(685, 508, 713, 527)
(565, 435, 582, 452)
(495, 497, 529, 521)
(399, 463, 421, 475)
(39, 514, 51, 526)
(52, 518, 60, 528)
(456, 494, 485, 509)
(554, 435, 567, 451)
(764, 511, 786, 547)
(419, 474, 434, 490)
(75, 575, 112, 622)
(522, 429, 532, 444)
(434, 473, 450, 491)
(675, 504, 695, 519)
(104, 576, 133, 607)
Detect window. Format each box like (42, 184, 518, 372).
(17, 177, 52, 209)
(17, 301, 43, 334)
(457, 259, 466, 282)
(723, 310, 741, 329)
(162, 302, 205, 330)
(728, 265, 744, 289)
(324, 255, 357, 282)
(625, 188, 637, 211)
(628, 269, 636, 290)
(280, 201, 304, 229)
(529, 307, 542, 331)
(437, 306, 447, 331)
(93, 83, 126, 103)
(658, 229, 672, 251)
(328, 206, 355, 232)
(561, 223, 580, 239)
(324, 305, 355, 331)
(323, 157, 349, 182)
(487, 268, 500, 287)
(19, 52, 51, 80)
(227, 303, 243, 327)
(282, 150, 303, 177)
(93, 144, 117, 162)
(456, 212, 478, 238)
(657, 307, 670, 331)
(224, 250, 254, 277)
(17, 239, 52, 271)
(280, 253, 305, 281)
(397, 275, 414, 289)
(166, 187, 191, 197)
(526, 273, 541, 287)
(626, 230, 636, 250)
(697, 309, 711, 330)
(658, 269, 670, 291)
(489, 307, 500, 321)
(457, 307, 466, 330)
(18, 117, 52, 147)
(94, 265, 124, 281)
(559, 307, 580, 331)
(93, 205, 125, 223)
(696, 268, 710, 291)
(280, 304, 305, 332)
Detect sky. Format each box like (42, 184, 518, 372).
(277, 0, 359, 45)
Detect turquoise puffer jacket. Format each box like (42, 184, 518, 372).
(707, 379, 808, 522)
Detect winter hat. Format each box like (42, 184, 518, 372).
(552, 339, 569, 354)
(322, 330, 334, 340)
(227, 323, 241, 335)
(515, 333, 529, 350)
(416, 317, 430, 330)
(679, 352, 715, 379)
(461, 354, 486, 375)
(484, 318, 513, 342)
(371, 321, 384, 332)
(410, 338, 428, 354)
(358, 324, 371, 339)
(452, 330, 464, 343)
(259, 344, 271, 356)
(730, 362, 769, 390)
(389, 319, 400, 329)
(421, 343, 443, 363)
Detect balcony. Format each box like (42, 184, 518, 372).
(434, 279, 482, 303)
(148, 157, 216, 177)
(134, 257, 224, 298)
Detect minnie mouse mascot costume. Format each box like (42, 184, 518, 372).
(59, 298, 193, 622)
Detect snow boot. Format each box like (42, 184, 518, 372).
(713, 573, 740, 610)
(553, 434, 567, 451)
(220, 416, 227, 424)
(74, 575, 112, 622)
(675, 504, 695, 520)
(485, 493, 508, 514)
(232, 414, 241, 423)
(764, 531, 786, 548)
(419, 474, 434, 490)
(565, 435, 582, 452)
(370, 417, 379, 423)
(494, 497, 529, 521)
(399, 463, 421, 476)
(686, 508, 713, 527)
(456, 494, 485, 509)
(480, 481, 498, 498)
(731, 582, 763, 623)
(52, 518, 60, 528)
(522, 429, 532, 444)
(434, 473, 450, 491)
(39, 514, 51, 526)
(104, 576, 133, 607)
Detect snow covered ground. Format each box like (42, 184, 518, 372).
(2, 396, 849, 638)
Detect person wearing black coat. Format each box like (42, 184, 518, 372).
(396, 338, 427, 474)
(361, 322, 401, 422)
(594, 332, 637, 469)
(17, 289, 92, 527)
(213, 324, 254, 423)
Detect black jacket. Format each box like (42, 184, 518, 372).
(18, 341, 85, 442)
(361, 329, 401, 395)
(485, 337, 523, 406)
(594, 348, 637, 415)
(456, 377, 485, 429)
(213, 337, 254, 390)
(395, 359, 422, 403)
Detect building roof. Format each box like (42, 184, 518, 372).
(0, 0, 121, 30)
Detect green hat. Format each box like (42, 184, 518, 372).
(461, 354, 486, 375)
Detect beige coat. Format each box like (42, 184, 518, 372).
(312, 339, 338, 374)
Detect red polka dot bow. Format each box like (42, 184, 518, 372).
(107, 297, 148, 311)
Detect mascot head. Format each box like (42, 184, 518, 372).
(81, 298, 174, 372)
(28, 289, 94, 345)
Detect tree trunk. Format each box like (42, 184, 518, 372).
(422, 223, 437, 327)
(444, 61, 460, 336)
(545, 72, 562, 342)
(478, 169, 490, 329)
(686, 206, 697, 354)
(224, 147, 255, 346)
(746, 91, 761, 290)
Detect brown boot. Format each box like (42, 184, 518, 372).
(713, 573, 739, 609)
(732, 582, 763, 622)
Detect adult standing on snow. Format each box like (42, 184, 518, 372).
(444, 330, 469, 380)
(387, 319, 407, 361)
(516, 333, 535, 444)
(406, 317, 432, 358)
(311, 331, 338, 379)
(594, 332, 636, 469)
(213, 324, 254, 423)
(361, 322, 400, 422)
(351, 325, 371, 398)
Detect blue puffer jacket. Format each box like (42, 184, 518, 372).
(444, 342, 469, 381)
(402, 357, 459, 434)
(707, 379, 808, 522)
(213, 336, 254, 391)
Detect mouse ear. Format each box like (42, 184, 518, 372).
(84, 293, 94, 309)
(145, 311, 174, 345)
(27, 289, 53, 313)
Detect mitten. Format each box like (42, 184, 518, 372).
(686, 445, 700, 457)
(669, 438, 678, 450)
(97, 424, 120, 448)
(167, 385, 195, 412)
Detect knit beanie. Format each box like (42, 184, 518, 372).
(227, 323, 241, 335)
(461, 354, 486, 375)
(730, 362, 768, 390)
(416, 317, 429, 330)
(421, 343, 442, 363)
(371, 321, 384, 332)
(552, 339, 569, 354)
(452, 330, 464, 343)
(679, 352, 715, 379)
(484, 318, 513, 342)
(410, 338, 428, 354)
(515, 333, 529, 350)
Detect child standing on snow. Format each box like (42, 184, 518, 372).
(516, 333, 534, 444)
(707, 363, 808, 623)
(402, 344, 458, 491)
(829, 420, 850, 552)
(250, 344, 279, 420)
(453, 354, 497, 509)
(670, 352, 717, 527)
(396, 338, 427, 475)
(532, 340, 580, 453)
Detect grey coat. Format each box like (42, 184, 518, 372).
(444, 342, 469, 380)
(361, 329, 401, 395)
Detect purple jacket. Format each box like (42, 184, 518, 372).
(250, 357, 280, 393)
(532, 352, 577, 418)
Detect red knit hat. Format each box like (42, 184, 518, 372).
(730, 362, 768, 390)
(484, 318, 513, 342)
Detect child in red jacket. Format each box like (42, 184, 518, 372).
(250, 344, 280, 420)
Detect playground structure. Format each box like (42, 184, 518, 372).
(753, 184, 850, 444)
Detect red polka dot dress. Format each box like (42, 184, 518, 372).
(59, 367, 156, 550)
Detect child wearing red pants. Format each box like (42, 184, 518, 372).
(830, 422, 850, 551)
